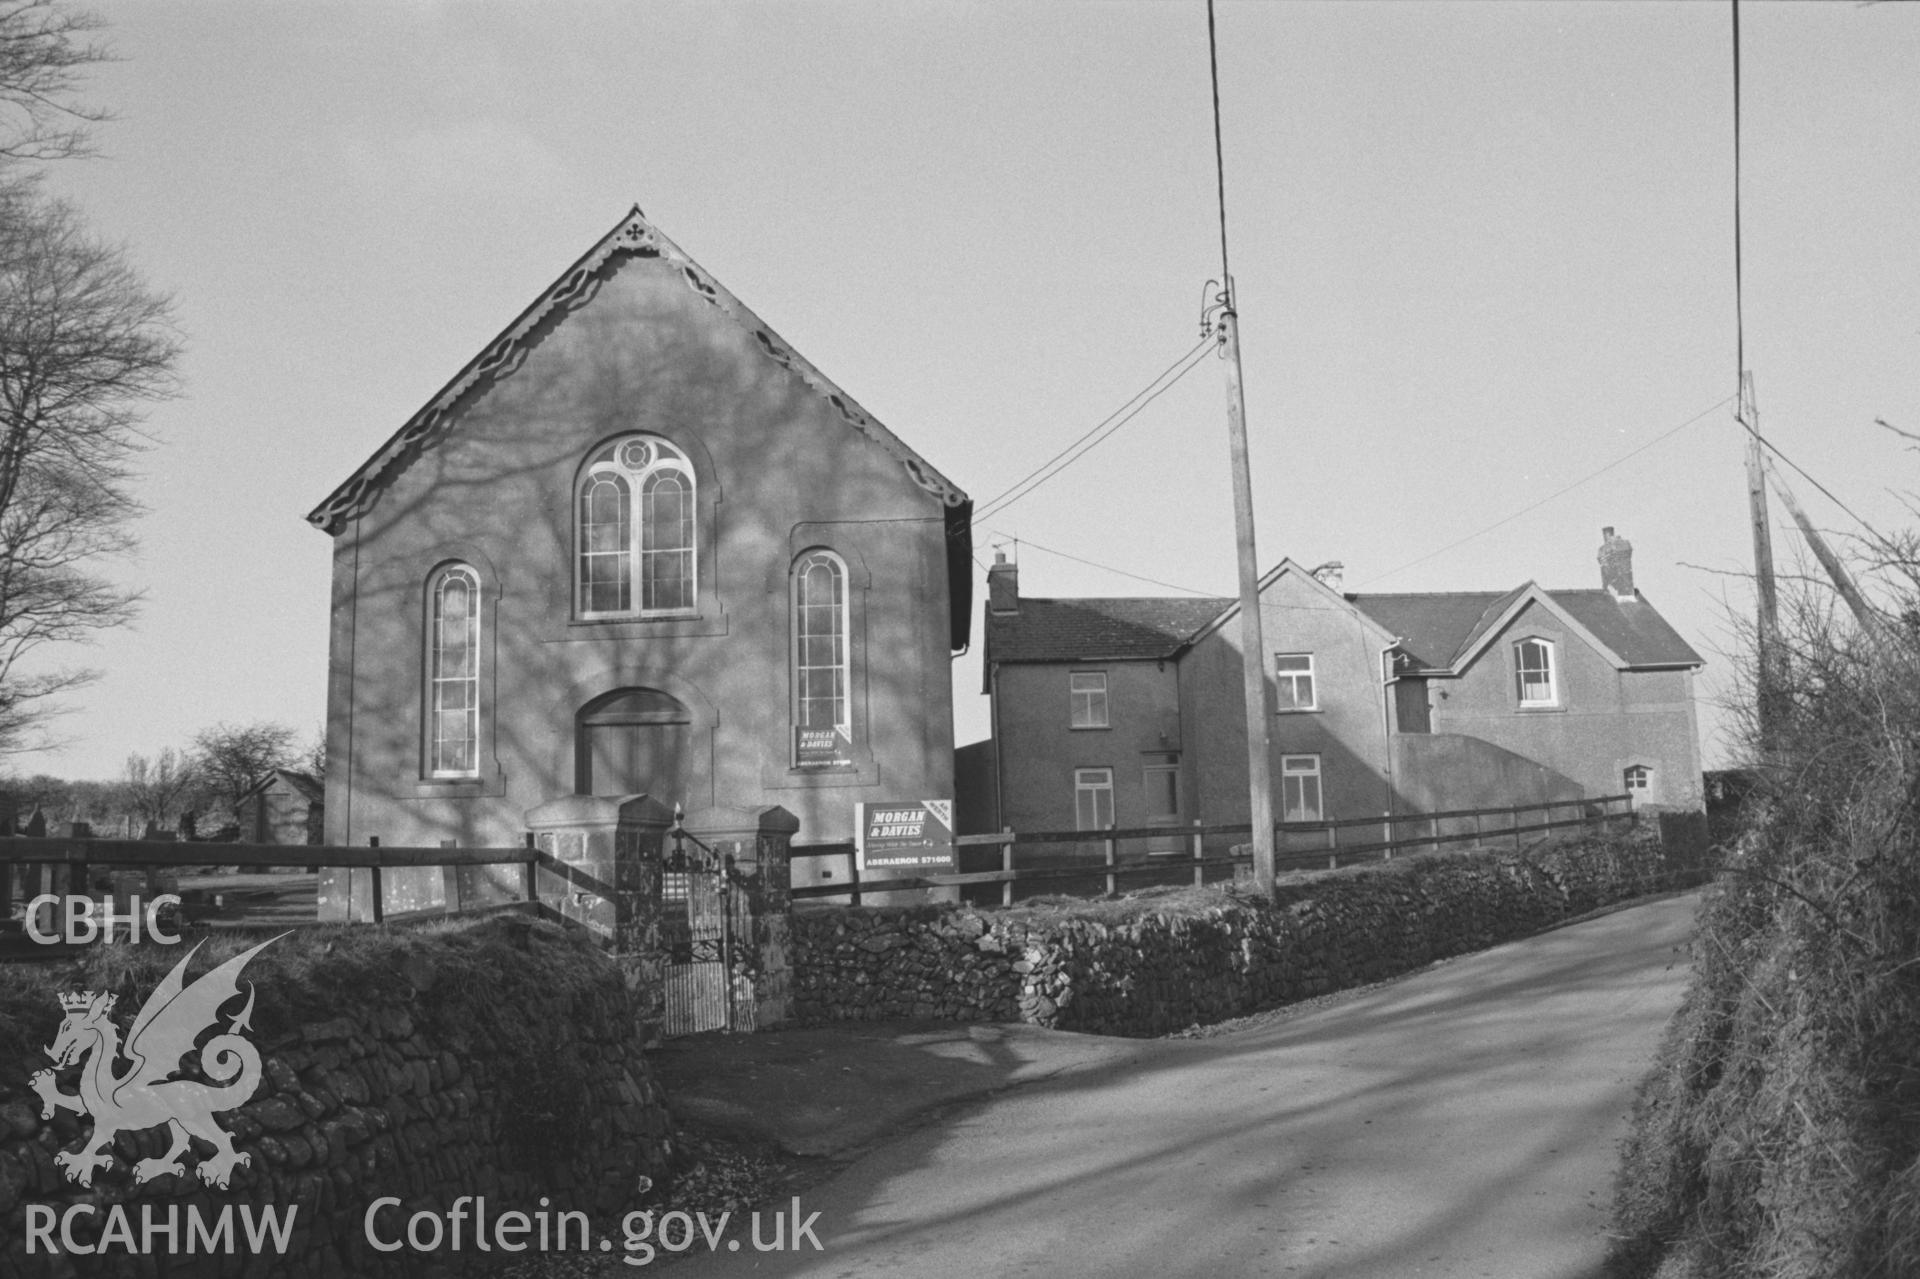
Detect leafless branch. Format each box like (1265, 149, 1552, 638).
(0, 0, 111, 164)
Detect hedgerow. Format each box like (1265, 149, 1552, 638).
(1611, 575, 1920, 1277)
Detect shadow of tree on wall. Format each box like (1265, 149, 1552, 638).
(322, 246, 958, 885)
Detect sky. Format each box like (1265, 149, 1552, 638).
(16, 0, 1920, 781)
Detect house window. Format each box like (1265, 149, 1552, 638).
(792, 550, 850, 764)
(1514, 638, 1558, 707)
(1280, 754, 1322, 822)
(1075, 767, 1114, 830)
(577, 434, 695, 618)
(1275, 653, 1317, 711)
(1070, 671, 1109, 729)
(428, 564, 480, 777)
(1624, 765, 1652, 799)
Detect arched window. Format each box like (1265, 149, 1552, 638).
(429, 564, 480, 777)
(792, 550, 850, 766)
(1624, 764, 1652, 799)
(577, 435, 695, 617)
(1514, 637, 1558, 707)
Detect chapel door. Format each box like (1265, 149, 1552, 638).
(575, 688, 690, 805)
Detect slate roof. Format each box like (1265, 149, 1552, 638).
(988, 585, 1703, 674)
(985, 596, 1232, 665)
(1348, 588, 1703, 671)
(1543, 590, 1705, 668)
(1339, 591, 1515, 671)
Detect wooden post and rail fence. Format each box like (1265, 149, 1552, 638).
(0, 834, 609, 952)
(789, 793, 1638, 905)
(0, 794, 1636, 950)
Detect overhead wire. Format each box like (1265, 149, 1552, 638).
(982, 533, 1215, 597)
(971, 335, 1214, 524)
(974, 3, 1834, 602)
(1735, 413, 1880, 535)
(1357, 393, 1738, 589)
(985, 385, 1877, 600)
(1733, 0, 1746, 383)
(1207, 0, 1232, 287)
(1726, 1, 1875, 539)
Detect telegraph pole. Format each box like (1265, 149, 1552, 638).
(1216, 293, 1277, 893)
(1739, 373, 1781, 750)
(1766, 455, 1877, 633)
(1207, 0, 1277, 893)
(1732, 3, 1780, 753)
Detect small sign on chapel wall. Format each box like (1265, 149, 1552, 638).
(795, 725, 855, 768)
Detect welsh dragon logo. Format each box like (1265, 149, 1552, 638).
(31, 934, 283, 1189)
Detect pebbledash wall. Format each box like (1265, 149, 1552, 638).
(790, 823, 1706, 1037)
(0, 917, 673, 1279)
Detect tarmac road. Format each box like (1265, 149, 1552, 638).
(664, 891, 1699, 1278)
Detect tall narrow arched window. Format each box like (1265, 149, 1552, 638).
(429, 565, 480, 777)
(792, 550, 851, 766)
(641, 469, 693, 610)
(576, 435, 696, 618)
(579, 471, 631, 614)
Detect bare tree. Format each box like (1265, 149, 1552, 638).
(122, 745, 196, 830)
(0, 192, 177, 750)
(0, 0, 108, 164)
(0, 2, 178, 753)
(191, 721, 296, 823)
(299, 723, 325, 782)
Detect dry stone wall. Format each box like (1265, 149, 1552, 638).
(0, 916, 673, 1278)
(793, 828, 1699, 1037)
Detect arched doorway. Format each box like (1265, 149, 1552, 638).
(575, 688, 690, 803)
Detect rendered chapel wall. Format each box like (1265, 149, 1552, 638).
(0, 918, 673, 1279)
(791, 828, 1697, 1037)
(322, 252, 956, 870)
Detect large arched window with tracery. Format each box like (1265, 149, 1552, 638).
(792, 550, 852, 766)
(428, 564, 480, 777)
(577, 435, 696, 617)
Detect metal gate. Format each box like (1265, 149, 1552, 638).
(661, 825, 749, 1036)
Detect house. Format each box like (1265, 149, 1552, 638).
(309, 207, 971, 911)
(973, 528, 1702, 848)
(235, 769, 324, 846)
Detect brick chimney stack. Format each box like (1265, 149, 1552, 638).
(987, 550, 1020, 614)
(1599, 527, 1635, 600)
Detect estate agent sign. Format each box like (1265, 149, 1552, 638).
(794, 725, 854, 768)
(855, 800, 955, 875)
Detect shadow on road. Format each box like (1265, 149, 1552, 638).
(662, 891, 1700, 1278)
